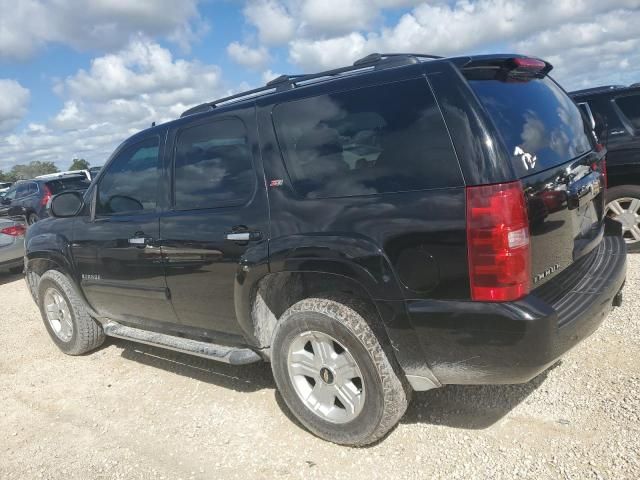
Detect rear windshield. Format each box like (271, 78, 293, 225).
(468, 76, 593, 177)
(46, 177, 90, 194)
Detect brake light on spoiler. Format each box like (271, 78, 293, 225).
(507, 57, 552, 80)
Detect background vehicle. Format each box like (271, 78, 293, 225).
(0, 218, 26, 273)
(0, 174, 91, 224)
(26, 53, 626, 446)
(36, 169, 91, 181)
(571, 85, 640, 251)
(88, 166, 102, 179)
(0, 182, 13, 195)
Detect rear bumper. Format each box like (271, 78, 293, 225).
(0, 238, 24, 270)
(406, 235, 627, 385)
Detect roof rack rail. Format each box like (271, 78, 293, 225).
(181, 52, 443, 117)
(353, 52, 442, 66)
(570, 85, 626, 96)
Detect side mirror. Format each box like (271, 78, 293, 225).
(1, 197, 10, 205)
(50, 191, 84, 218)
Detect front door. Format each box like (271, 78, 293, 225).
(73, 133, 178, 326)
(160, 111, 269, 339)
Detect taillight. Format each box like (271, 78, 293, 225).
(466, 181, 531, 302)
(1, 225, 26, 237)
(41, 184, 52, 206)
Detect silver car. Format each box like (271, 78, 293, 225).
(0, 218, 25, 273)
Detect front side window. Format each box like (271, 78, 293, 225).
(97, 137, 160, 215)
(273, 78, 462, 199)
(173, 118, 254, 210)
(616, 94, 640, 129)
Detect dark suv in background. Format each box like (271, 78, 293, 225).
(25, 53, 626, 446)
(571, 85, 640, 251)
(0, 174, 90, 224)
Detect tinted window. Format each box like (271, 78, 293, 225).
(3, 186, 17, 200)
(174, 118, 254, 209)
(97, 137, 160, 215)
(616, 94, 640, 129)
(15, 183, 29, 199)
(47, 177, 91, 195)
(273, 79, 461, 199)
(468, 77, 592, 177)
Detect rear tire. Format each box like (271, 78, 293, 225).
(606, 185, 640, 253)
(37, 270, 104, 355)
(271, 296, 410, 446)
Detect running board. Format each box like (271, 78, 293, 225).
(103, 322, 262, 365)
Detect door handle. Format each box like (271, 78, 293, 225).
(610, 129, 626, 136)
(225, 231, 262, 242)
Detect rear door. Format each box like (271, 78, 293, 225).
(465, 70, 604, 287)
(160, 109, 269, 340)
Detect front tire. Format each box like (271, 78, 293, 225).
(271, 296, 410, 446)
(606, 185, 640, 253)
(37, 270, 104, 355)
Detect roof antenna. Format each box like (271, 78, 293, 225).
(151, 121, 156, 127)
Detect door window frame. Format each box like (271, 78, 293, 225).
(169, 115, 258, 212)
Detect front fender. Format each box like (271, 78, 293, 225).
(25, 217, 77, 279)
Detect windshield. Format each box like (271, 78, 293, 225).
(468, 76, 593, 177)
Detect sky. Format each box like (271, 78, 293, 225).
(1, 0, 639, 171)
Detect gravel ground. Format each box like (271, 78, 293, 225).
(1, 256, 639, 480)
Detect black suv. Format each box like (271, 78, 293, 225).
(25, 53, 626, 446)
(571, 85, 640, 251)
(0, 175, 90, 224)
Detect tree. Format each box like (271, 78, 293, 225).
(69, 158, 90, 171)
(8, 161, 59, 180)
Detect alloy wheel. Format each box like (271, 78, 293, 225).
(606, 197, 640, 245)
(44, 287, 73, 342)
(287, 331, 365, 424)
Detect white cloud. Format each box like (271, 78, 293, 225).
(299, 0, 377, 35)
(283, 0, 640, 89)
(243, 0, 296, 45)
(0, 79, 30, 133)
(0, 0, 205, 59)
(0, 39, 227, 170)
(227, 42, 271, 70)
(261, 69, 282, 84)
(289, 33, 369, 70)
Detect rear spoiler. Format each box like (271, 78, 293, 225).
(454, 55, 553, 81)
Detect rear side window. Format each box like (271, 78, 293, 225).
(173, 118, 254, 209)
(273, 78, 461, 199)
(47, 177, 90, 194)
(468, 76, 592, 177)
(615, 94, 640, 129)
